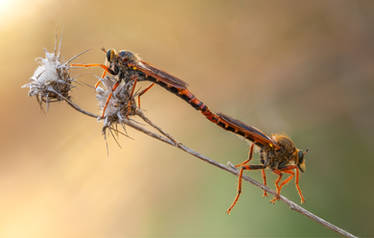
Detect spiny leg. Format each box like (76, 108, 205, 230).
(295, 168, 305, 204)
(128, 76, 138, 99)
(226, 144, 254, 215)
(226, 166, 246, 215)
(259, 149, 268, 197)
(226, 164, 265, 214)
(277, 165, 304, 203)
(234, 144, 255, 168)
(137, 83, 155, 109)
(262, 169, 268, 197)
(271, 170, 282, 203)
(126, 77, 138, 116)
(271, 165, 298, 203)
(95, 70, 107, 88)
(101, 81, 120, 118)
(70, 63, 110, 88)
(71, 63, 110, 72)
(277, 170, 295, 196)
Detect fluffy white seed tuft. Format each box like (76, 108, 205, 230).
(23, 36, 89, 109)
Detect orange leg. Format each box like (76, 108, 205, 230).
(126, 77, 138, 115)
(278, 170, 294, 193)
(71, 63, 110, 88)
(137, 83, 155, 109)
(101, 81, 120, 118)
(95, 70, 107, 88)
(226, 164, 266, 214)
(295, 168, 305, 204)
(262, 169, 268, 197)
(271, 170, 282, 203)
(226, 165, 246, 215)
(71, 63, 110, 72)
(234, 144, 255, 168)
(271, 165, 305, 204)
(129, 77, 138, 100)
(277, 165, 304, 203)
(226, 144, 254, 215)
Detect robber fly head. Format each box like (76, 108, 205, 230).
(296, 148, 309, 172)
(270, 134, 307, 173)
(105, 48, 117, 63)
(103, 48, 138, 74)
(104, 48, 137, 63)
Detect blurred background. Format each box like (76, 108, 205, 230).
(1, 0, 374, 237)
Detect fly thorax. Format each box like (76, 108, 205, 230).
(267, 135, 298, 169)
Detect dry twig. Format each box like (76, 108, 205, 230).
(59, 95, 356, 238)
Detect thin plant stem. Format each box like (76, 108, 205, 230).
(59, 94, 357, 238)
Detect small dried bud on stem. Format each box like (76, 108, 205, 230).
(96, 76, 137, 129)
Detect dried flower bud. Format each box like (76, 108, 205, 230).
(23, 37, 88, 109)
(96, 76, 137, 129)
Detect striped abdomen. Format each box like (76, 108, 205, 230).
(137, 72, 227, 128)
(132, 68, 276, 149)
(215, 113, 278, 149)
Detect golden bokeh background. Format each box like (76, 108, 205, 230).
(1, 0, 374, 237)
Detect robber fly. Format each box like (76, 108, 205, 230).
(72, 49, 225, 123)
(214, 113, 308, 214)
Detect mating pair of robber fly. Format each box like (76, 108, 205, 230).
(72, 48, 308, 214)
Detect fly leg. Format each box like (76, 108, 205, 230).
(70, 63, 116, 88)
(233, 144, 255, 168)
(295, 167, 304, 204)
(101, 80, 120, 118)
(279, 165, 304, 203)
(261, 168, 267, 197)
(271, 165, 303, 204)
(227, 144, 267, 214)
(137, 83, 155, 109)
(226, 144, 254, 215)
(126, 76, 138, 117)
(260, 149, 268, 197)
(271, 170, 283, 204)
(272, 170, 295, 203)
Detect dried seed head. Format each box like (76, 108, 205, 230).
(96, 76, 137, 129)
(23, 38, 72, 107)
(23, 36, 89, 109)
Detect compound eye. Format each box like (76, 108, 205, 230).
(106, 50, 112, 62)
(106, 49, 117, 62)
(118, 50, 127, 58)
(298, 150, 304, 163)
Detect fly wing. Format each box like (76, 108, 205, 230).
(129, 60, 188, 89)
(217, 113, 278, 148)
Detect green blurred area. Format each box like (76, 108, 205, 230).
(1, 0, 373, 237)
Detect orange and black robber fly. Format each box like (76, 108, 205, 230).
(72, 49, 308, 214)
(214, 113, 308, 214)
(72, 49, 222, 124)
